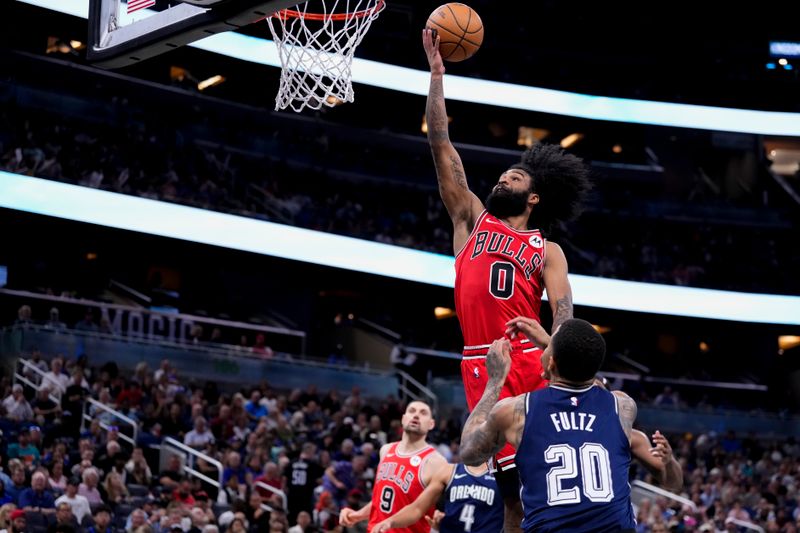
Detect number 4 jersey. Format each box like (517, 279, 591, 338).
(367, 443, 437, 533)
(439, 464, 503, 533)
(517, 385, 635, 533)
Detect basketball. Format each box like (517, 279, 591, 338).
(426, 3, 484, 62)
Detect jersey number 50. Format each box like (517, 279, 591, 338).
(545, 443, 614, 506)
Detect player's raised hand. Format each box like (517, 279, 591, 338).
(422, 28, 445, 76)
(372, 518, 394, 532)
(339, 507, 360, 527)
(505, 316, 551, 348)
(650, 430, 674, 464)
(486, 338, 511, 384)
(426, 510, 445, 529)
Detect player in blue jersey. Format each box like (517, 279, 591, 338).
(371, 461, 503, 533)
(460, 318, 638, 533)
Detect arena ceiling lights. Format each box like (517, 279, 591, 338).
(2, 171, 800, 326)
(18, 0, 800, 137)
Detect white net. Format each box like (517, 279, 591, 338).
(266, 0, 385, 113)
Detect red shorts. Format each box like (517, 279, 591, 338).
(461, 337, 546, 470)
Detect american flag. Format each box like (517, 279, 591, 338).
(127, 0, 155, 14)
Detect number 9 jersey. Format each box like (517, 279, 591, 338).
(367, 443, 438, 533)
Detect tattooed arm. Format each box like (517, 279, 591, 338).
(612, 390, 638, 442)
(422, 29, 483, 254)
(543, 241, 573, 333)
(460, 339, 527, 465)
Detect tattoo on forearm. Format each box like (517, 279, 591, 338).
(552, 296, 573, 331)
(426, 76, 450, 144)
(449, 156, 468, 190)
(461, 381, 504, 464)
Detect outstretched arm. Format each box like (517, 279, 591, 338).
(339, 502, 371, 527)
(543, 242, 573, 333)
(423, 29, 483, 254)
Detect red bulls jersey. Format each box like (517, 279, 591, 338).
(454, 210, 547, 349)
(367, 443, 437, 533)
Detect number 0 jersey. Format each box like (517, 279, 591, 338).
(454, 210, 547, 350)
(517, 385, 635, 533)
(439, 464, 503, 533)
(367, 442, 437, 533)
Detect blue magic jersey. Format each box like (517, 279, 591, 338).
(517, 385, 635, 533)
(439, 464, 503, 533)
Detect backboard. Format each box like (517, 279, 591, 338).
(87, 0, 299, 68)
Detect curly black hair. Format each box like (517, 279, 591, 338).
(509, 143, 592, 234)
(551, 318, 606, 383)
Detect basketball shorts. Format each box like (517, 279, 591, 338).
(460, 337, 546, 471)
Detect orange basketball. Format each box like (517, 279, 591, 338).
(426, 3, 484, 62)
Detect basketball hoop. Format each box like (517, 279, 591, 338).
(267, 0, 385, 112)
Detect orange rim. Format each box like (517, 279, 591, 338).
(274, 0, 384, 21)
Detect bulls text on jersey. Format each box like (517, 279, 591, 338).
(469, 231, 543, 281)
(376, 461, 416, 493)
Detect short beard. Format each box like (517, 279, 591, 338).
(485, 188, 529, 219)
(402, 423, 425, 436)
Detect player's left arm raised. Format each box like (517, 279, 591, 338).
(543, 241, 572, 333)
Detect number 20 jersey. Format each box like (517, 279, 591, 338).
(367, 443, 437, 533)
(517, 385, 635, 533)
(454, 210, 546, 349)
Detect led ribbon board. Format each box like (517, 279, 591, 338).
(16, 0, 800, 136)
(2, 171, 799, 325)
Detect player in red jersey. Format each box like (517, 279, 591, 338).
(423, 29, 592, 532)
(339, 401, 447, 533)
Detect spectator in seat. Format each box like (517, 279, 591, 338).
(47, 461, 68, 492)
(74, 310, 99, 333)
(254, 463, 281, 497)
(245, 391, 268, 423)
(5, 468, 27, 505)
(102, 471, 128, 506)
(172, 479, 195, 507)
(3, 509, 26, 533)
(7, 428, 40, 468)
(184, 417, 215, 451)
(45, 307, 67, 331)
(2, 385, 33, 422)
(55, 477, 91, 524)
(125, 448, 152, 486)
(48, 501, 80, 532)
(86, 504, 114, 533)
(42, 358, 70, 395)
(288, 511, 312, 533)
(126, 508, 148, 532)
(19, 471, 56, 515)
(116, 381, 143, 409)
(78, 468, 104, 506)
(252, 334, 274, 359)
(158, 455, 183, 491)
(96, 441, 123, 474)
(0, 482, 11, 507)
(245, 491, 270, 533)
(222, 452, 246, 486)
(33, 388, 61, 427)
